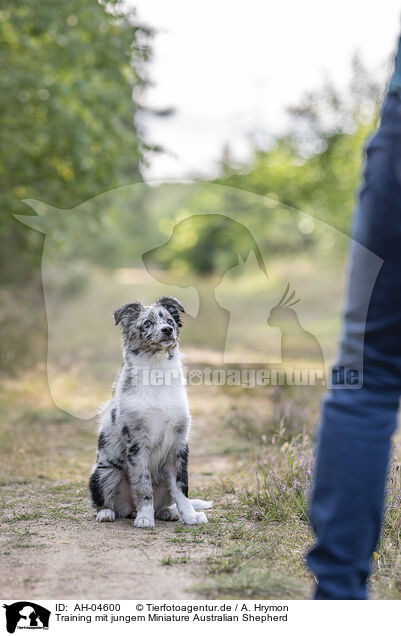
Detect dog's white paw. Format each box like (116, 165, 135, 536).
(96, 509, 115, 522)
(134, 515, 155, 528)
(182, 510, 208, 525)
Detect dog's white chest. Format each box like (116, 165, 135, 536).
(126, 361, 190, 451)
(142, 387, 189, 469)
(126, 376, 188, 415)
(114, 352, 190, 468)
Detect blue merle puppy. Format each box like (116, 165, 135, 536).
(89, 296, 212, 528)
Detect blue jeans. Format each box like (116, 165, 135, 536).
(307, 93, 401, 599)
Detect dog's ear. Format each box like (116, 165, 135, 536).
(114, 302, 143, 327)
(157, 296, 185, 327)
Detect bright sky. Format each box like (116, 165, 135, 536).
(130, 0, 401, 180)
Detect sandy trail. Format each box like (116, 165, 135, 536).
(3, 516, 211, 599)
(0, 414, 230, 600)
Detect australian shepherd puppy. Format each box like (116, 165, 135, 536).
(89, 296, 211, 528)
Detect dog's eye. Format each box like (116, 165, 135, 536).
(167, 318, 174, 326)
(143, 320, 153, 328)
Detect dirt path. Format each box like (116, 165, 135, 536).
(2, 510, 212, 599)
(0, 374, 318, 600)
(0, 402, 233, 600)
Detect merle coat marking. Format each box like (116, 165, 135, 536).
(89, 296, 212, 527)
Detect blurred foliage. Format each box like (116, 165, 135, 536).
(216, 56, 382, 239)
(0, 3, 383, 283)
(111, 58, 382, 278)
(0, 3, 385, 376)
(0, 0, 154, 283)
(0, 4, 384, 350)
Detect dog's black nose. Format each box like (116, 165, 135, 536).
(162, 326, 173, 335)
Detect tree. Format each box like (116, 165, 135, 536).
(0, 0, 153, 282)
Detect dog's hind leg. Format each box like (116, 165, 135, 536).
(190, 499, 213, 511)
(156, 499, 212, 519)
(156, 505, 180, 521)
(96, 508, 116, 522)
(89, 462, 122, 522)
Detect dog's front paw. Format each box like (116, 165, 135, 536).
(134, 515, 155, 528)
(96, 509, 115, 522)
(182, 510, 208, 525)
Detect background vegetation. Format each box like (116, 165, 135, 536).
(0, 1, 382, 288)
(1, 1, 399, 601)
(0, 0, 382, 371)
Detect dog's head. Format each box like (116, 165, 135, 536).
(114, 296, 185, 356)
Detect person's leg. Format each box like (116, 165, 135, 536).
(307, 93, 401, 599)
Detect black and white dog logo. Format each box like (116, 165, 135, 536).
(2, 602, 50, 633)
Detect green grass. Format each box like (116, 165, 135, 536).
(196, 568, 307, 600)
(188, 383, 401, 599)
(161, 554, 191, 566)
